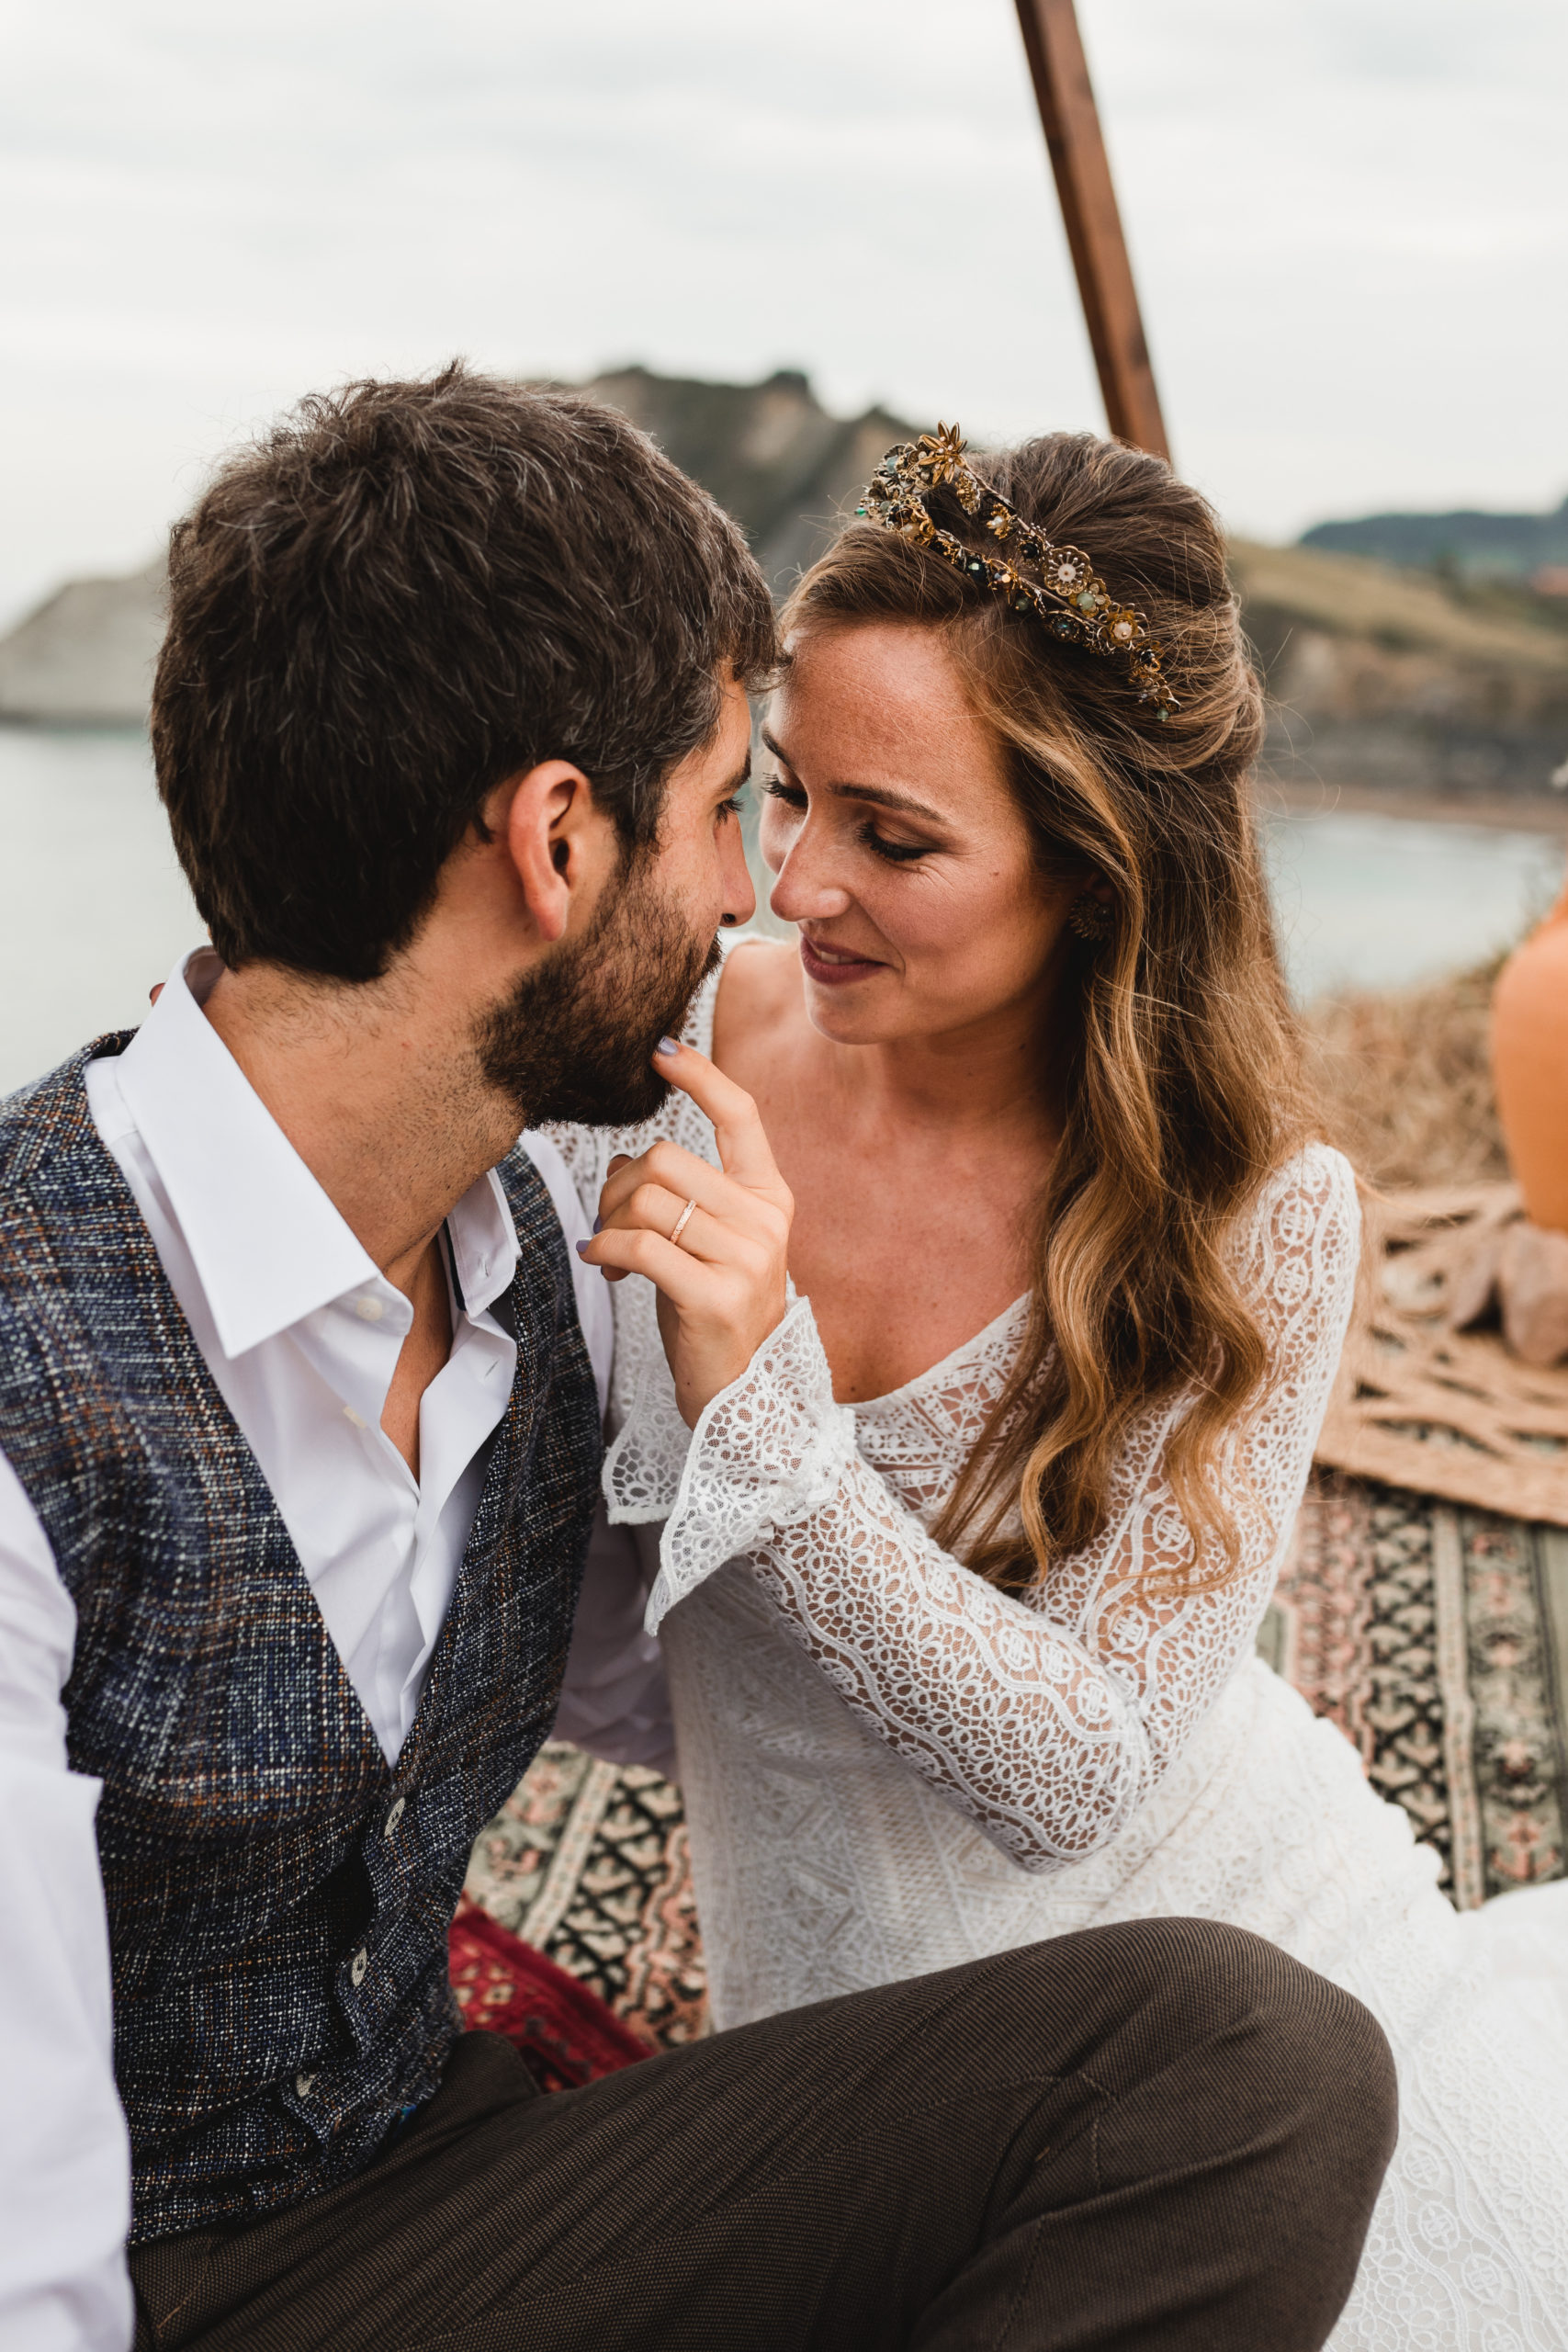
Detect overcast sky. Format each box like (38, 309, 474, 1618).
(3, 0, 1564, 627)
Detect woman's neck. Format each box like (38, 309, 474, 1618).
(713, 944, 1060, 1403)
(817, 1012, 1059, 1151)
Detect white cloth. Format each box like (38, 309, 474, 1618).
(549, 957, 1568, 2352)
(0, 947, 618, 2352)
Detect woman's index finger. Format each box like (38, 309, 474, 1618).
(654, 1040, 784, 1193)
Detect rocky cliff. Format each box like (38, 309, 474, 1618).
(0, 560, 166, 725)
(0, 368, 918, 729)
(1235, 538, 1568, 799)
(577, 366, 917, 594)
(1301, 495, 1568, 582)
(5, 368, 1566, 801)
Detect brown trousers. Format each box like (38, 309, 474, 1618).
(130, 1918, 1395, 2352)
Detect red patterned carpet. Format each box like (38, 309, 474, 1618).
(447, 1896, 651, 2088)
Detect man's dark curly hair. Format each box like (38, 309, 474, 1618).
(152, 363, 778, 981)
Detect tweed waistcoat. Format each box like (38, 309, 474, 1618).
(0, 1039, 602, 2243)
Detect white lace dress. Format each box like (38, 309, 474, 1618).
(548, 961, 1568, 2351)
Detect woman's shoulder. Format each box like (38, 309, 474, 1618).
(710, 933, 797, 1056)
(1255, 1139, 1359, 1230)
(1237, 1139, 1361, 1324)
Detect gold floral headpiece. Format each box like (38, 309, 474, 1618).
(856, 425, 1179, 719)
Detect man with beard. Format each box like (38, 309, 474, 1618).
(0, 368, 1395, 2352)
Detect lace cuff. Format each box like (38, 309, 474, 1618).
(601, 1363, 694, 1528)
(612, 1298, 857, 1632)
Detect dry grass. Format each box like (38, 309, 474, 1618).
(1301, 959, 1510, 1190)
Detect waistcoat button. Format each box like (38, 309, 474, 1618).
(350, 1947, 368, 1987)
(384, 1796, 406, 1838)
(296, 2071, 317, 2098)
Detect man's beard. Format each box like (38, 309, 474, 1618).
(475, 849, 723, 1129)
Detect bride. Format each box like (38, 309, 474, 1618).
(554, 427, 1568, 2347)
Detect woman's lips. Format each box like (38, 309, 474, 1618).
(798, 934, 888, 987)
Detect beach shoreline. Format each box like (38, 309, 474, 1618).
(1258, 775, 1568, 836)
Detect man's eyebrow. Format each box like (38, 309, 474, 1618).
(760, 731, 946, 827)
(718, 752, 751, 795)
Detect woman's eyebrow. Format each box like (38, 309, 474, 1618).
(829, 782, 947, 824)
(760, 730, 946, 826)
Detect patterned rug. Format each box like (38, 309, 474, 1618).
(461, 1467, 1568, 2050)
(1265, 1468, 1568, 1908)
(462, 1743, 709, 2047)
(448, 1897, 653, 2088)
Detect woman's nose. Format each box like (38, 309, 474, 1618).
(767, 827, 853, 925)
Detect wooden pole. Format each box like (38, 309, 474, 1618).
(1012, 0, 1170, 461)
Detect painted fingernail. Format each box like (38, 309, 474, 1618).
(574, 1238, 592, 1258)
(592, 1215, 603, 1233)
(655, 1035, 680, 1057)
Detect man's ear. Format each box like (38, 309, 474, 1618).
(495, 761, 612, 946)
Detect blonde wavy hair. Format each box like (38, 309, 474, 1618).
(782, 432, 1316, 1600)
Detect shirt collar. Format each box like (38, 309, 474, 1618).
(107, 949, 379, 1359)
(448, 1167, 520, 1320)
(108, 948, 522, 1354)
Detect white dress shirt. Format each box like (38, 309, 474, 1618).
(0, 947, 643, 2352)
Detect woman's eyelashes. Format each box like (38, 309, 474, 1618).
(860, 825, 931, 865)
(762, 775, 934, 865)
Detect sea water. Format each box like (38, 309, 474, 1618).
(1, 726, 1563, 1097)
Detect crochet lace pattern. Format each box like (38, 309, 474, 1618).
(551, 972, 1359, 1875)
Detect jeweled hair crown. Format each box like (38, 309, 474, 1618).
(857, 425, 1179, 718)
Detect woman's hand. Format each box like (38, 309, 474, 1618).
(577, 1039, 794, 1428)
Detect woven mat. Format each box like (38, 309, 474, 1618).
(447, 1896, 653, 2086)
(1316, 1182, 1568, 1525)
(464, 1476, 1568, 2030)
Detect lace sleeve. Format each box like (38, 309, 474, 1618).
(611, 1146, 1359, 1873)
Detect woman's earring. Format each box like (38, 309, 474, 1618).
(1067, 893, 1113, 942)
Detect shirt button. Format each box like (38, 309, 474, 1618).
(296, 2071, 317, 2098)
(350, 1947, 368, 1987)
(355, 1297, 384, 1322)
(384, 1796, 406, 1838)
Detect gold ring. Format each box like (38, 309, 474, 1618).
(670, 1197, 698, 1249)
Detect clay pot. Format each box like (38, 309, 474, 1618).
(1491, 877, 1568, 1232)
